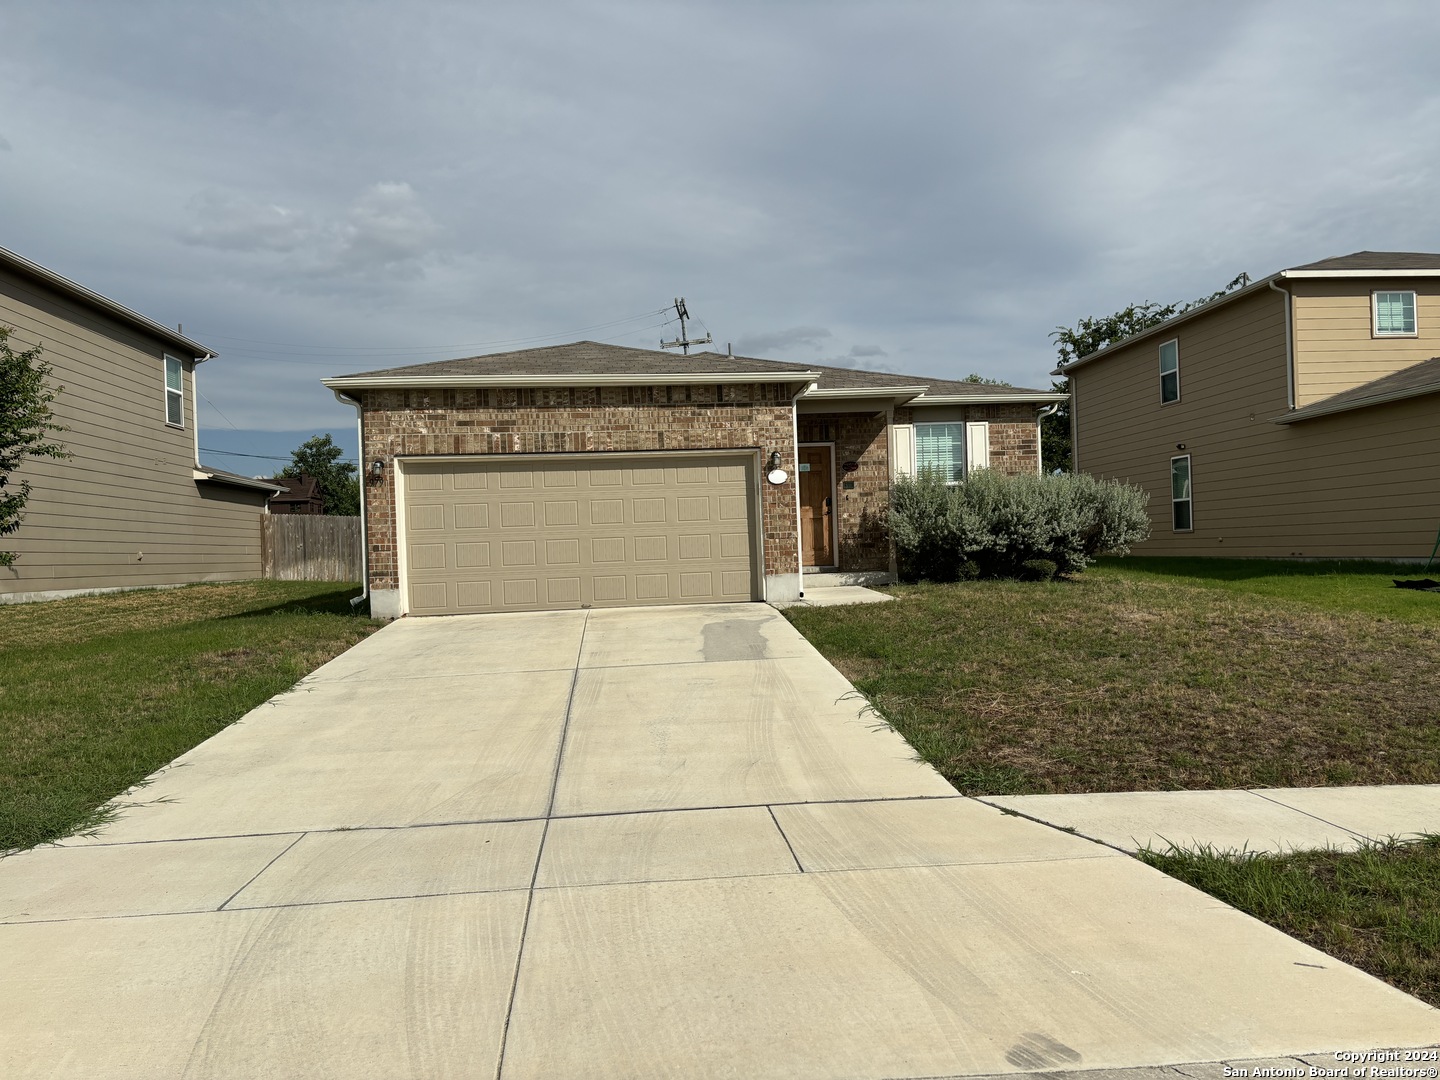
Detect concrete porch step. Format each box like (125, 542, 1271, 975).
(802, 570, 896, 589)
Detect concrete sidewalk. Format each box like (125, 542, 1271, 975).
(982, 786, 1440, 854)
(1, 604, 1436, 1078)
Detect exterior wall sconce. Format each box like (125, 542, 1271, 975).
(369, 459, 385, 481)
(765, 450, 788, 485)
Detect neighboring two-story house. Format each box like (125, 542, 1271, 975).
(0, 246, 282, 603)
(1062, 252, 1440, 560)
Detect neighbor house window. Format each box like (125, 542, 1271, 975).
(915, 422, 966, 483)
(1159, 339, 1180, 403)
(164, 356, 184, 427)
(1374, 291, 1417, 336)
(1171, 455, 1192, 532)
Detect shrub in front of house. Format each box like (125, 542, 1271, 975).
(890, 468, 1149, 582)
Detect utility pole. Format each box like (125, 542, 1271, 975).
(659, 297, 713, 355)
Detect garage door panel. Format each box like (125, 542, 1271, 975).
(544, 501, 580, 526)
(403, 455, 759, 615)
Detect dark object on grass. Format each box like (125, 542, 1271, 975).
(1393, 579, 1440, 591)
(1021, 558, 1058, 582)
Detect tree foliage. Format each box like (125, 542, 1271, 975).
(0, 327, 67, 566)
(1044, 273, 1251, 472)
(960, 373, 1013, 386)
(281, 433, 360, 517)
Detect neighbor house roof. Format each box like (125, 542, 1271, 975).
(323, 341, 1063, 405)
(1290, 251, 1440, 272)
(191, 466, 286, 494)
(1055, 251, 1440, 375)
(1273, 357, 1440, 424)
(0, 245, 215, 359)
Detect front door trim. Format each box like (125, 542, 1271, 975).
(798, 441, 837, 569)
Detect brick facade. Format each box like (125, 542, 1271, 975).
(358, 383, 800, 592)
(895, 403, 1041, 477)
(796, 411, 891, 572)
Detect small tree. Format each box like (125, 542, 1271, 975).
(282, 434, 360, 516)
(0, 327, 67, 566)
(960, 373, 1013, 386)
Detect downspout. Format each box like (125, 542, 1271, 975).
(330, 387, 369, 613)
(794, 383, 806, 601)
(790, 381, 815, 599)
(1035, 401, 1061, 475)
(191, 353, 214, 467)
(1268, 278, 1295, 409)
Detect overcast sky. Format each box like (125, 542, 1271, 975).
(5, 1, 1439, 470)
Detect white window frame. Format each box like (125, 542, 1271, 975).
(1158, 339, 1180, 405)
(1372, 290, 1418, 337)
(914, 421, 967, 484)
(163, 355, 185, 428)
(1170, 454, 1193, 533)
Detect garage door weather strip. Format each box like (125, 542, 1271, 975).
(494, 607, 590, 1080)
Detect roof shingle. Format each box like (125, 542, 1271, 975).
(1289, 251, 1440, 271)
(334, 340, 1052, 397)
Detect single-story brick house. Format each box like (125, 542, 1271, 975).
(324, 342, 1065, 618)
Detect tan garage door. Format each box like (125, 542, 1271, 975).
(401, 454, 760, 615)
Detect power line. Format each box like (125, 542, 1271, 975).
(199, 446, 359, 464)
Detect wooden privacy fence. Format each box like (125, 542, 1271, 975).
(261, 515, 362, 581)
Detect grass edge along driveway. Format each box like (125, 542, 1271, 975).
(782, 558, 1440, 796)
(1, 580, 380, 852)
(1142, 836, 1440, 1010)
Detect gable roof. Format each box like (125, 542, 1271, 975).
(323, 341, 1062, 404)
(1057, 251, 1440, 375)
(1274, 357, 1440, 424)
(0, 245, 215, 359)
(1290, 251, 1440, 272)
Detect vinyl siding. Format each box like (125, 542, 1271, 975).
(1292, 278, 1440, 406)
(1072, 287, 1440, 559)
(0, 266, 267, 598)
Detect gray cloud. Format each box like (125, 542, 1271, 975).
(0, 1, 1437, 434)
(181, 182, 438, 279)
(734, 327, 833, 355)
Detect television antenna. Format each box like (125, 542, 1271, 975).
(659, 297, 713, 354)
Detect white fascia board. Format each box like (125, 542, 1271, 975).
(911, 392, 1069, 405)
(321, 371, 822, 391)
(192, 468, 285, 493)
(0, 244, 215, 358)
(802, 385, 929, 398)
(1281, 269, 1440, 278)
(1270, 381, 1440, 424)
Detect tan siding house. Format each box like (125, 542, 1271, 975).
(323, 342, 1065, 618)
(0, 248, 282, 603)
(1065, 252, 1440, 560)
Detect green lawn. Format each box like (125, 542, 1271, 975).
(0, 581, 380, 852)
(784, 561, 1440, 795)
(1092, 556, 1440, 624)
(1142, 838, 1440, 1008)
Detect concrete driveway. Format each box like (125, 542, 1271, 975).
(1, 603, 1435, 1078)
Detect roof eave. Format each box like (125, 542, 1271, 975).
(1, 245, 215, 358)
(912, 392, 1068, 406)
(1270, 381, 1440, 424)
(323, 371, 824, 390)
(1282, 268, 1440, 279)
(192, 468, 286, 494)
(1056, 273, 1284, 376)
(801, 385, 928, 404)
